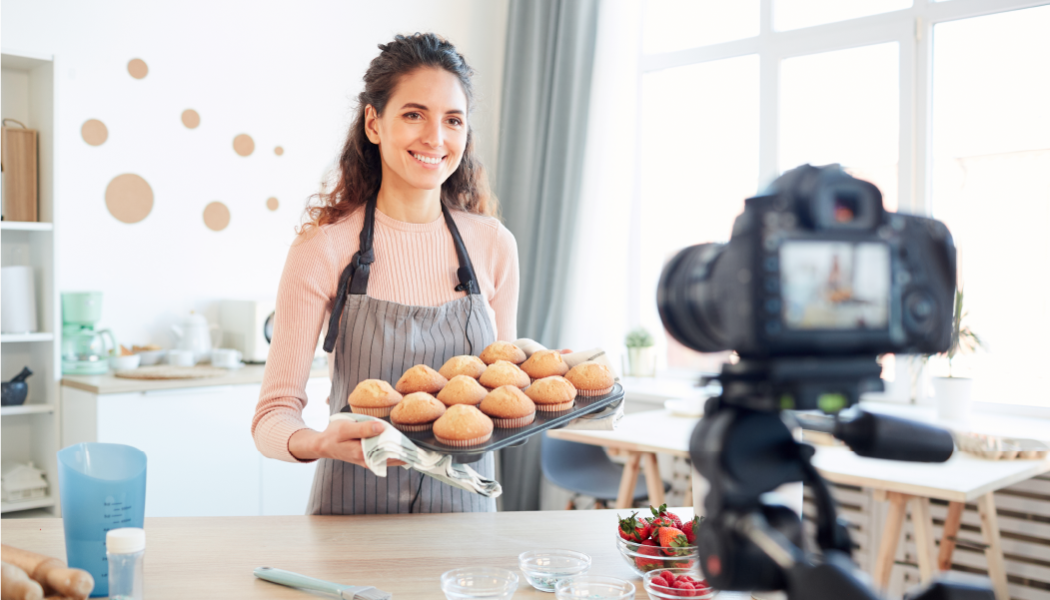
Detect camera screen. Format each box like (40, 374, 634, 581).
(780, 241, 890, 330)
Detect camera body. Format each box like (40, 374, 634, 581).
(658, 164, 956, 359)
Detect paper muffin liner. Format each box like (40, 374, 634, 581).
(434, 432, 493, 447)
(350, 405, 395, 417)
(535, 400, 575, 412)
(492, 412, 536, 428)
(391, 421, 434, 432)
(576, 386, 614, 397)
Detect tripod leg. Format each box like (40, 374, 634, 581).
(978, 493, 1009, 600)
(910, 496, 937, 582)
(874, 491, 908, 589)
(937, 501, 964, 571)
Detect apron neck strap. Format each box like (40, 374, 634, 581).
(441, 203, 481, 296)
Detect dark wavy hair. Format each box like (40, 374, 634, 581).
(303, 32, 496, 232)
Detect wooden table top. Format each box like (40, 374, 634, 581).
(0, 508, 750, 600)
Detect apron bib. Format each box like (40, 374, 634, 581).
(306, 198, 497, 515)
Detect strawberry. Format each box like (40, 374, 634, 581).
(684, 515, 701, 544)
(648, 515, 676, 542)
(650, 503, 684, 529)
(634, 538, 663, 572)
(658, 527, 692, 557)
(618, 511, 651, 543)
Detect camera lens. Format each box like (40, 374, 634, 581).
(657, 243, 731, 353)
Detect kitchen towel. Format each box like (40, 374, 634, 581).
(1, 266, 38, 334)
(329, 413, 502, 498)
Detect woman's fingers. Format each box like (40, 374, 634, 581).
(332, 419, 384, 442)
(560, 348, 573, 354)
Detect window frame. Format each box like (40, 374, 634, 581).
(630, 0, 1050, 412)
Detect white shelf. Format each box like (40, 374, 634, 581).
(0, 332, 54, 343)
(0, 221, 53, 231)
(0, 495, 56, 514)
(1, 404, 56, 416)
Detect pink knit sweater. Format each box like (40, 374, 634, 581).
(252, 207, 519, 462)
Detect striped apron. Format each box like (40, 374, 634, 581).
(306, 197, 498, 515)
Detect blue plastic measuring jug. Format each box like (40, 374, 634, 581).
(57, 442, 147, 597)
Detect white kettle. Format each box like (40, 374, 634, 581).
(171, 312, 221, 364)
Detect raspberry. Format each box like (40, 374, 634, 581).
(662, 571, 677, 585)
(674, 580, 695, 596)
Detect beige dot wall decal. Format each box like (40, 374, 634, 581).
(105, 174, 154, 224)
(181, 109, 200, 129)
(203, 201, 231, 231)
(82, 119, 108, 146)
(233, 134, 254, 157)
(266, 197, 279, 211)
(274, 146, 284, 156)
(127, 58, 148, 79)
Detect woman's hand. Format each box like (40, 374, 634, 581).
(288, 420, 404, 467)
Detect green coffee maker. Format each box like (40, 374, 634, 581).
(61, 292, 117, 375)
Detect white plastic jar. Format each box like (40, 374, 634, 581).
(106, 527, 145, 600)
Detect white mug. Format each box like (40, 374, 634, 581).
(211, 348, 243, 369)
(167, 349, 196, 367)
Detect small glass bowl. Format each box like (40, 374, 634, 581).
(615, 533, 699, 576)
(554, 575, 635, 600)
(518, 549, 591, 593)
(644, 568, 715, 599)
(441, 567, 519, 600)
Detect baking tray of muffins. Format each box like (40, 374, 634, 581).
(339, 341, 624, 463)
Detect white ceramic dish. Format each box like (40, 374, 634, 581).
(109, 354, 141, 371)
(136, 349, 166, 366)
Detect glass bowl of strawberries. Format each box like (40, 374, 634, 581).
(644, 568, 714, 599)
(615, 505, 700, 577)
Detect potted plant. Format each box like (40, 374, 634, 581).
(625, 328, 656, 377)
(932, 286, 984, 421)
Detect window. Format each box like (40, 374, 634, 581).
(633, 0, 1050, 408)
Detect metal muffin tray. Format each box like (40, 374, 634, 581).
(340, 383, 624, 463)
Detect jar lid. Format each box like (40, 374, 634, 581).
(106, 528, 145, 553)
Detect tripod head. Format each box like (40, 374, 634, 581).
(690, 356, 985, 600)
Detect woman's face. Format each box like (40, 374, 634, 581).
(366, 67, 469, 194)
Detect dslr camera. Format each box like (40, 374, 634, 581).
(657, 165, 991, 599)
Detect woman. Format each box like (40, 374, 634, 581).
(251, 33, 519, 515)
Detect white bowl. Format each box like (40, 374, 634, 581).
(109, 354, 141, 371)
(136, 349, 166, 366)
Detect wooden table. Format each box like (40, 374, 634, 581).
(548, 405, 1050, 600)
(811, 444, 1050, 600)
(0, 508, 750, 600)
(547, 409, 696, 509)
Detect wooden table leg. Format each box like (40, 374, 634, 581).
(875, 491, 909, 589)
(937, 501, 965, 571)
(978, 492, 1010, 600)
(616, 452, 642, 509)
(909, 496, 937, 583)
(641, 452, 665, 507)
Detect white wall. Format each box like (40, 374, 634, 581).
(1, 0, 509, 348)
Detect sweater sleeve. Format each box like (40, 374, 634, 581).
(252, 228, 340, 462)
(489, 224, 520, 341)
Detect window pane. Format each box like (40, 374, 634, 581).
(930, 6, 1050, 408)
(640, 56, 760, 370)
(643, 0, 759, 54)
(775, 0, 911, 31)
(780, 42, 899, 211)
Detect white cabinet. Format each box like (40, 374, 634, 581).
(63, 376, 332, 517)
(1, 50, 59, 517)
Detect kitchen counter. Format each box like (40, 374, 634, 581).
(60, 364, 329, 395)
(0, 509, 747, 599)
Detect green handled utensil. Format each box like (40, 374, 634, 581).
(253, 566, 392, 600)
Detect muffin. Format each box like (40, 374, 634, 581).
(438, 355, 487, 380)
(437, 375, 489, 406)
(520, 349, 570, 380)
(524, 376, 578, 412)
(564, 361, 615, 397)
(390, 392, 446, 432)
(433, 404, 494, 447)
(480, 385, 537, 428)
(395, 364, 449, 394)
(479, 341, 526, 365)
(347, 379, 403, 417)
(478, 360, 531, 390)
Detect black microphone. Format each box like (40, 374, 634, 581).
(455, 266, 474, 293)
(833, 410, 954, 462)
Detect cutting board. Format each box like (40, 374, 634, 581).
(114, 366, 227, 380)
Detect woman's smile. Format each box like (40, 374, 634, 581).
(409, 150, 446, 168)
